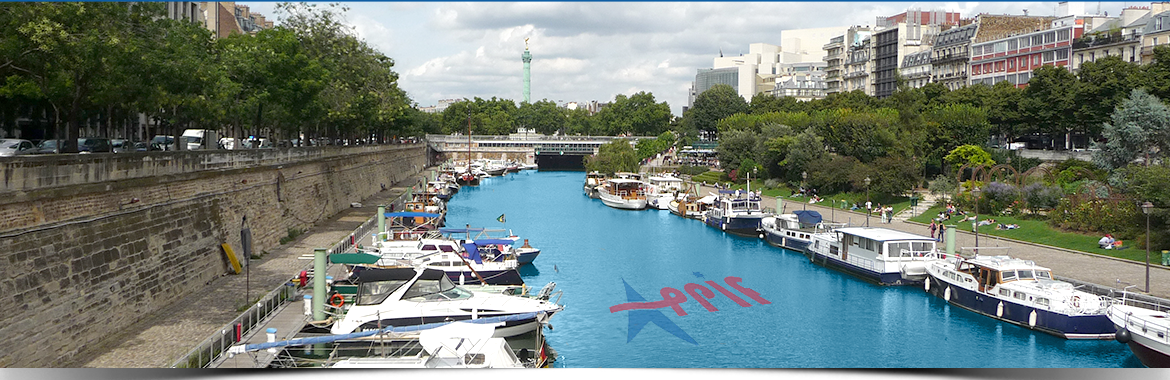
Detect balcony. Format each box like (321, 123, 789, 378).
(1073, 33, 1139, 50)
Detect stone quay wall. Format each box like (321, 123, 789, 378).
(0, 144, 426, 367)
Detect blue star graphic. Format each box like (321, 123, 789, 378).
(619, 279, 697, 345)
(693, 272, 704, 278)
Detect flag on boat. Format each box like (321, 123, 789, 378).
(497, 214, 506, 223)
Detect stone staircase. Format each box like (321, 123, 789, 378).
(893, 190, 940, 221)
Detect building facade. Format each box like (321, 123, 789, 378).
(201, 2, 273, 39)
(969, 16, 1086, 88)
(900, 50, 933, 89)
(931, 23, 977, 90)
(841, 37, 873, 95)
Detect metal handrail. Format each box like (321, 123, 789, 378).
(170, 195, 394, 367)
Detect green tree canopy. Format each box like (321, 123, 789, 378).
(585, 139, 639, 175)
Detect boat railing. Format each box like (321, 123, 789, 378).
(1112, 289, 1170, 313)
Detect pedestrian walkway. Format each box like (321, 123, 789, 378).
(79, 169, 436, 368)
(693, 182, 1170, 299)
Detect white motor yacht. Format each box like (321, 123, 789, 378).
(330, 267, 563, 337)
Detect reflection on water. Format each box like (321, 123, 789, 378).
(445, 171, 1137, 368)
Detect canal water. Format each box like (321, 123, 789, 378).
(445, 171, 1141, 368)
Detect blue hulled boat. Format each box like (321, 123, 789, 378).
(925, 254, 1115, 339)
(703, 190, 770, 237)
(760, 210, 821, 252)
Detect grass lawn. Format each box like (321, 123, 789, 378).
(909, 205, 1166, 265)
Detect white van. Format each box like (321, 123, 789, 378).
(182, 129, 220, 150)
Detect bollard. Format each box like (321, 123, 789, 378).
(313, 248, 327, 321)
(303, 295, 312, 316)
(266, 328, 277, 353)
(377, 205, 386, 240)
(946, 225, 957, 257)
(776, 198, 783, 215)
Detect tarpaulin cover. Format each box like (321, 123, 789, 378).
(462, 243, 484, 264)
(794, 210, 822, 226)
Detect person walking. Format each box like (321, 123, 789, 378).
(937, 223, 946, 242)
(929, 220, 938, 238)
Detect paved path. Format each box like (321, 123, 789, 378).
(693, 182, 1170, 299)
(79, 169, 436, 368)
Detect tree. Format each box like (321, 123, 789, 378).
(687, 84, 747, 134)
(1093, 89, 1170, 170)
(1021, 65, 1078, 144)
(1, 3, 160, 152)
(595, 91, 671, 136)
(783, 128, 825, 183)
(585, 139, 638, 175)
(944, 144, 995, 175)
(515, 99, 565, 135)
(1075, 56, 1142, 138)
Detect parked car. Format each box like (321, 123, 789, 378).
(111, 139, 127, 153)
(133, 141, 150, 152)
(0, 139, 37, 157)
(79, 138, 112, 153)
(33, 139, 63, 154)
(150, 135, 175, 151)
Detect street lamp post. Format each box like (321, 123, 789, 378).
(972, 186, 981, 255)
(802, 171, 807, 210)
(1143, 201, 1154, 293)
(864, 176, 871, 228)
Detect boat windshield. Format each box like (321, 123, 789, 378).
(1035, 270, 1051, 279)
(403, 275, 472, 301)
(356, 280, 410, 306)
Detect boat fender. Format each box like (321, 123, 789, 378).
(1116, 328, 1132, 344)
(924, 278, 930, 292)
(944, 287, 951, 302)
(996, 302, 1004, 318)
(759, 233, 764, 239)
(1028, 310, 1037, 327)
(329, 293, 345, 308)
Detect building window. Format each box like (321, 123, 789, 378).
(1044, 32, 1056, 44)
(1008, 39, 1018, 51)
(1057, 29, 1070, 41)
(1032, 35, 1044, 46)
(1008, 59, 1014, 69)
(1043, 51, 1055, 62)
(1020, 37, 1030, 48)
(1057, 50, 1069, 61)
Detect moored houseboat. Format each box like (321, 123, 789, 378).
(805, 226, 936, 286)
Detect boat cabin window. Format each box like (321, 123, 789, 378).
(889, 242, 910, 257)
(439, 245, 456, 252)
(1002, 270, 1018, 282)
(403, 275, 472, 301)
(999, 288, 1011, 297)
(1035, 270, 1051, 280)
(357, 280, 409, 306)
(1037, 298, 1050, 307)
(1018, 270, 1035, 280)
(1013, 291, 1027, 300)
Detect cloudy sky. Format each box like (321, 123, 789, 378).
(242, 2, 1133, 116)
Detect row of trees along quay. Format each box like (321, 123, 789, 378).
(0, 2, 419, 153)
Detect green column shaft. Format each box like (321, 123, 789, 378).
(377, 205, 386, 241)
(313, 248, 327, 321)
(945, 225, 956, 257)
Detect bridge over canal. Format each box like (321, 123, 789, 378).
(426, 134, 654, 170)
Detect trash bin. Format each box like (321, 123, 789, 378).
(1162, 250, 1169, 266)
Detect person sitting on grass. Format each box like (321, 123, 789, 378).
(1099, 234, 1115, 249)
(997, 223, 1020, 230)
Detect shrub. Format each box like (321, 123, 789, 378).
(1049, 197, 1140, 235)
(1023, 183, 1062, 213)
(764, 178, 781, 189)
(983, 181, 1021, 215)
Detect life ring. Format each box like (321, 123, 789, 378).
(1070, 295, 1081, 309)
(329, 293, 345, 308)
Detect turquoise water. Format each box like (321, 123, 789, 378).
(445, 171, 1141, 368)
